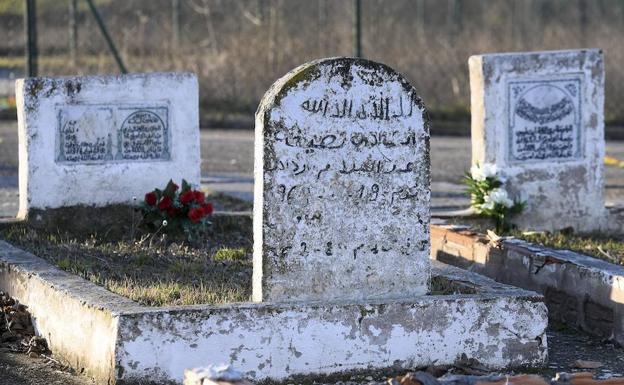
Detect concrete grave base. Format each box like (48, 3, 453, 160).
(431, 223, 624, 346)
(0, 239, 547, 385)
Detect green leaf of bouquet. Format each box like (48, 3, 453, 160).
(163, 179, 177, 197)
(181, 179, 191, 193)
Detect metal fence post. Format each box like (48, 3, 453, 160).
(24, 0, 38, 77)
(69, 0, 78, 68)
(172, 0, 180, 49)
(84, 0, 128, 74)
(353, 0, 362, 58)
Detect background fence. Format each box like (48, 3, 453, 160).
(1, 0, 624, 127)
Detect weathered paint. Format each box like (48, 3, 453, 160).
(0, 240, 132, 382)
(431, 223, 624, 345)
(0, 240, 547, 384)
(14, 73, 200, 219)
(254, 57, 431, 302)
(116, 289, 546, 383)
(469, 49, 605, 232)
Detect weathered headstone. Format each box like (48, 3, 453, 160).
(469, 49, 605, 232)
(254, 58, 430, 302)
(15, 73, 200, 219)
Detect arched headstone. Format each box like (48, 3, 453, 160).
(254, 58, 430, 302)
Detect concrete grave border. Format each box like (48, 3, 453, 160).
(0, 237, 547, 384)
(431, 223, 624, 346)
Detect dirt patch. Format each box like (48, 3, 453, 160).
(0, 292, 85, 385)
(0, 292, 48, 357)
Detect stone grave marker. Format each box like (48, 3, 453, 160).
(15, 73, 200, 219)
(469, 49, 605, 232)
(254, 58, 431, 302)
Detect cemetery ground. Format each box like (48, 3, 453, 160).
(5, 113, 624, 306)
(0, 215, 253, 306)
(3, 116, 624, 382)
(2, 120, 624, 384)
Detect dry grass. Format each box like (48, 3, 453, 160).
(0, 222, 253, 307)
(513, 230, 624, 266)
(2, 1, 624, 122)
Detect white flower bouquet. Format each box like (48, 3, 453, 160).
(464, 163, 525, 233)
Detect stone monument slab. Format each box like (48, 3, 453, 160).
(469, 49, 605, 232)
(15, 73, 199, 218)
(254, 58, 431, 302)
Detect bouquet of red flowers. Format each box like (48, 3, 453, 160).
(142, 179, 214, 236)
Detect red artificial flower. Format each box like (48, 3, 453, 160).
(202, 202, 214, 216)
(158, 196, 173, 211)
(145, 192, 158, 206)
(167, 207, 180, 217)
(188, 207, 204, 223)
(179, 190, 195, 204)
(194, 190, 205, 204)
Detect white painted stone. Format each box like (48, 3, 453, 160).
(184, 365, 248, 385)
(469, 49, 605, 232)
(0, 240, 548, 384)
(254, 58, 431, 302)
(15, 73, 200, 217)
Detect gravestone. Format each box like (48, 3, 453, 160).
(15, 73, 200, 219)
(469, 49, 605, 232)
(254, 58, 430, 302)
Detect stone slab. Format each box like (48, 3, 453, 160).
(15, 73, 200, 218)
(0, 238, 547, 384)
(254, 58, 431, 302)
(469, 49, 605, 232)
